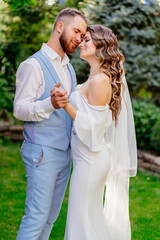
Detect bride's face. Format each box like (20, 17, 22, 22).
(79, 32, 96, 61)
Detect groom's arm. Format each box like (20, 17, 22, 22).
(14, 60, 55, 122)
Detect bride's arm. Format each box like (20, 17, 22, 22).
(64, 103, 77, 120)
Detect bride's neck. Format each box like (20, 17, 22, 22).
(88, 59, 100, 77)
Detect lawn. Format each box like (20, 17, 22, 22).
(0, 141, 160, 240)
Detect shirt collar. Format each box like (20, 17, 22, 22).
(41, 43, 70, 66)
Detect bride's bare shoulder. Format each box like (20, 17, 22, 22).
(88, 73, 112, 106)
(90, 72, 110, 85)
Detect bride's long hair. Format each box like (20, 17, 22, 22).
(87, 25, 125, 126)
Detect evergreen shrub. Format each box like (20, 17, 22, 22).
(132, 98, 160, 153)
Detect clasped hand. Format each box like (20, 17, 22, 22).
(50, 83, 68, 109)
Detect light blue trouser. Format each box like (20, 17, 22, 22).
(17, 141, 71, 240)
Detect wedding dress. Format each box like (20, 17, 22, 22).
(64, 78, 137, 240)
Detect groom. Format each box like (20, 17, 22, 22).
(14, 7, 87, 240)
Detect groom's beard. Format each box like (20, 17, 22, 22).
(59, 30, 77, 54)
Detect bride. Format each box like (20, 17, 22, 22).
(51, 25, 137, 240)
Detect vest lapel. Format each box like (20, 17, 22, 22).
(36, 51, 65, 90)
(32, 50, 76, 94)
(67, 63, 76, 97)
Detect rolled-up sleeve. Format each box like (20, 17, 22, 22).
(13, 60, 55, 121)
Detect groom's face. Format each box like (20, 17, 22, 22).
(59, 15, 87, 54)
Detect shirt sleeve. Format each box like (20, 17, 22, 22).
(13, 59, 55, 121)
(73, 105, 112, 152)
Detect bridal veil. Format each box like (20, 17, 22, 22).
(104, 76, 137, 240)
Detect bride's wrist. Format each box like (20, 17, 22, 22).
(64, 102, 69, 110)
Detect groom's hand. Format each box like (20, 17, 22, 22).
(50, 83, 68, 109)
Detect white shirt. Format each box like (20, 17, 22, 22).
(13, 43, 72, 121)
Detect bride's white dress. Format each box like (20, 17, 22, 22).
(64, 86, 113, 240)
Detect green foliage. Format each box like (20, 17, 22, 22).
(150, 119, 160, 151)
(76, 0, 160, 104)
(0, 44, 15, 119)
(65, 0, 85, 8)
(132, 98, 160, 153)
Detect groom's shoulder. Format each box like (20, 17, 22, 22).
(17, 56, 41, 75)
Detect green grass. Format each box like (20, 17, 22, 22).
(130, 172, 160, 239)
(0, 141, 160, 239)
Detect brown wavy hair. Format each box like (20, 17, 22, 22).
(87, 25, 125, 126)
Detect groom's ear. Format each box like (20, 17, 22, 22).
(56, 21, 64, 34)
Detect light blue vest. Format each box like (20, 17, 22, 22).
(23, 50, 76, 151)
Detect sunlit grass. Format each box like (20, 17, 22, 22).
(0, 141, 159, 240)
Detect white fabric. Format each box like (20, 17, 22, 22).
(74, 92, 112, 152)
(14, 43, 71, 121)
(65, 89, 112, 240)
(65, 78, 137, 240)
(104, 76, 137, 240)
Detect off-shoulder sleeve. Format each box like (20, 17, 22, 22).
(73, 104, 112, 152)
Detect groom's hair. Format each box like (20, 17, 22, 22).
(53, 7, 88, 31)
